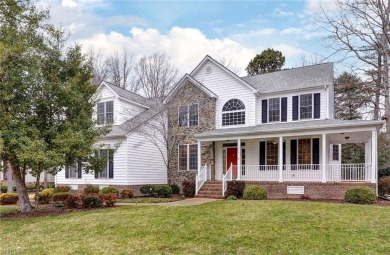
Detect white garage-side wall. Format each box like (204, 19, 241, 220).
(127, 127, 167, 185)
(118, 98, 147, 124)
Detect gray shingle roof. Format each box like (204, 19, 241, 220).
(195, 119, 384, 139)
(104, 82, 152, 107)
(103, 98, 163, 138)
(241, 63, 333, 94)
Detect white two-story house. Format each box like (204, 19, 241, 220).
(165, 55, 383, 199)
(55, 82, 167, 191)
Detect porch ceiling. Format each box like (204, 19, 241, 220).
(328, 131, 371, 144)
(195, 119, 384, 140)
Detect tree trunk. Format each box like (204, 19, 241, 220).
(43, 170, 48, 189)
(6, 162, 13, 193)
(35, 166, 42, 210)
(9, 158, 33, 212)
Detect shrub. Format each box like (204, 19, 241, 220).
(83, 185, 100, 195)
(26, 184, 37, 191)
(53, 192, 72, 203)
(0, 193, 19, 205)
(155, 185, 173, 198)
(140, 185, 155, 196)
(378, 167, 390, 179)
(0, 185, 7, 193)
(120, 189, 134, 198)
(99, 193, 117, 207)
(37, 188, 55, 204)
(82, 195, 103, 208)
(54, 185, 71, 193)
(378, 176, 390, 196)
(182, 180, 195, 197)
(226, 181, 245, 199)
(226, 195, 237, 201)
(99, 187, 119, 195)
(64, 195, 80, 209)
(47, 183, 55, 189)
(345, 186, 376, 204)
(243, 186, 267, 200)
(170, 184, 180, 194)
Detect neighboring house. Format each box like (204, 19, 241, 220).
(55, 82, 167, 191)
(164, 55, 384, 199)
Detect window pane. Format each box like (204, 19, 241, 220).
(106, 101, 113, 124)
(298, 139, 311, 164)
(300, 94, 312, 119)
(269, 98, 280, 122)
(189, 144, 198, 170)
(97, 103, 105, 125)
(267, 142, 278, 165)
(179, 145, 187, 170)
(100, 149, 108, 178)
(222, 99, 245, 111)
(333, 144, 339, 161)
(69, 164, 78, 178)
(222, 112, 245, 126)
(178, 106, 188, 127)
(189, 104, 198, 126)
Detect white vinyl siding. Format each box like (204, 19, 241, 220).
(193, 61, 256, 129)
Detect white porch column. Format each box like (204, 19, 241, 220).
(237, 139, 241, 180)
(371, 130, 377, 183)
(365, 140, 371, 181)
(321, 133, 327, 183)
(278, 136, 283, 182)
(197, 141, 201, 174)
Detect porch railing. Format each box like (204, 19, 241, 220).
(222, 164, 233, 196)
(195, 164, 210, 195)
(233, 163, 371, 182)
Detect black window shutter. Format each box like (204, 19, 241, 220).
(312, 138, 320, 165)
(65, 166, 69, 179)
(77, 163, 82, 179)
(281, 97, 287, 122)
(261, 100, 267, 123)
(109, 149, 114, 179)
(314, 93, 321, 119)
(283, 141, 286, 165)
(292, 96, 299, 121)
(259, 142, 266, 165)
(290, 140, 297, 165)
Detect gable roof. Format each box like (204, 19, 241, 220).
(163, 74, 217, 104)
(100, 82, 152, 108)
(190, 55, 259, 94)
(241, 63, 333, 94)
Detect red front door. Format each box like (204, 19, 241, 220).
(227, 148, 238, 179)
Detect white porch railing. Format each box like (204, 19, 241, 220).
(232, 163, 371, 183)
(222, 164, 233, 196)
(195, 164, 210, 195)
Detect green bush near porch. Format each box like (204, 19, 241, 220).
(344, 186, 376, 204)
(243, 185, 267, 200)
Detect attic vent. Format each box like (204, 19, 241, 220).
(205, 66, 212, 74)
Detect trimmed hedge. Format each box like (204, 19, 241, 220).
(37, 188, 55, 204)
(170, 184, 180, 195)
(53, 192, 72, 203)
(99, 187, 119, 195)
(226, 181, 245, 199)
(54, 185, 71, 193)
(182, 180, 195, 197)
(344, 186, 376, 204)
(64, 195, 79, 208)
(99, 193, 117, 207)
(243, 186, 267, 200)
(83, 185, 100, 195)
(155, 185, 172, 198)
(140, 185, 155, 196)
(120, 189, 134, 198)
(0, 193, 19, 205)
(379, 176, 390, 196)
(82, 195, 103, 208)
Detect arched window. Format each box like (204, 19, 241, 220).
(222, 99, 245, 126)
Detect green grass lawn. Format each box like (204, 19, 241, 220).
(117, 197, 181, 203)
(1, 200, 390, 254)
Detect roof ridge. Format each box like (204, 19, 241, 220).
(104, 81, 149, 100)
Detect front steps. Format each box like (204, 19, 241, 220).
(195, 181, 225, 199)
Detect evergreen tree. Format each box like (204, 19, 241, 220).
(245, 48, 285, 75)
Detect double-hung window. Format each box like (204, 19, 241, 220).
(268, 98, 280, 122)
(95, 149, 114, 179)
(97, 101, 113, 125)
(178, 144, 198, 171)
(65, 162, 82, 179)
(300, 94, 312, 119)
(179, 104, 198, 127)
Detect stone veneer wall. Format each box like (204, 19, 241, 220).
(167, 81, 216, 186)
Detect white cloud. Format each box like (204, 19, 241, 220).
(305, 0, 338, 13)
(61, 0, 77, 8)
(273, 8, 295, 17)
(280, 27, 303, 35)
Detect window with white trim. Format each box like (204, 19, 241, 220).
(97, 149, 114, 178)
(178, 144, 198, 171)
(332, 144, 339, 161)
(97, 101, 113, 125)
(300, 94, 312, 119)
(298, 139, 311, 164)
(178, 103, 198, 127)
(222, 99, 245, 126)
(268, 98, 280, 122)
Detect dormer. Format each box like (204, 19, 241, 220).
(94, 82, 150, 126)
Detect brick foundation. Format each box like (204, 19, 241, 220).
(243, 181, 377, 200)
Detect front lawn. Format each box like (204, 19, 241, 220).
(117, 197, 181, 203)
(1, 200, 390, 254)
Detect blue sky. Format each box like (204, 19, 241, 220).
(43, 0, 334, 75)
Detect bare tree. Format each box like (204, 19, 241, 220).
(105, 48, 137, 91)
(133, 53, 178, 98)
(217, 56, 242, 75)
(318, 0, 390, 123)
(299, 54, 326, 67)
(88, 47, 108, 86)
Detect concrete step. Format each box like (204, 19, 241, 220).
(198, 191, 223, 196)
(199, 187, 222, 191)
(195, 194, 224, 199)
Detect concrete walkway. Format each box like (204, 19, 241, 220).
(117, 198, 218, 207)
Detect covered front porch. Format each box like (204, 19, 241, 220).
(195, 120, 383, 196)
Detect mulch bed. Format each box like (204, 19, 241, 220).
(0, 206, 109, 219)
